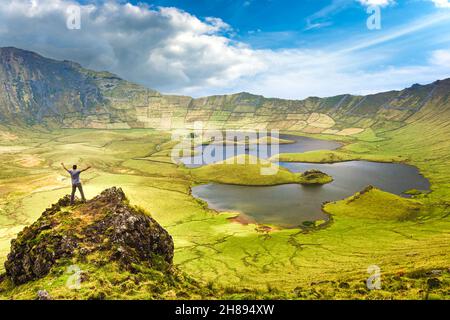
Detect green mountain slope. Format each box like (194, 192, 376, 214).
(0, 47, 448, 136)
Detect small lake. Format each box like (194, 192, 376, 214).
(180, 134, 342, 168)
(190, 134, 430, 228)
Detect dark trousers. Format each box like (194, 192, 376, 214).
(71, 183, 86, 204)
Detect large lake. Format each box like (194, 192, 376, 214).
(190, 134, 430, 227)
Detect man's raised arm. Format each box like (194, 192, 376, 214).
(61, 162, 69, 173)
(81, 166, 92, 173)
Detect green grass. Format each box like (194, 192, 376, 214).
(275, 150, 404, 163)
(189, 155, 333, 186)
(189, 155, 301, 186)
(0, 124, 448, 299)
(0, 257, 208, 300)
(323, 186, 423, 221)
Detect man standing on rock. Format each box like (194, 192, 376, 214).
(61, 163, 91, 205)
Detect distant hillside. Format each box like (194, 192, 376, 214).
(0, 47, 449, 135)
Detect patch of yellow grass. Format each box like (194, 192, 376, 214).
(0, 131, 18, 141)
(0, 146, 28, 154)
(17, 154, 43, 168)
(336, 128, 365, 136)
(306, 113, 335, 129)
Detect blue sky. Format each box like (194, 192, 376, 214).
(132, 0, 437, 45)
(122, 0, 445, 49)
(1, 0, 450, 98)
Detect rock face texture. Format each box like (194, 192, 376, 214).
(300, 170, 333, 185)
(4, 187, 174, 285)
(0, 47, 106, 124)
(1, 47, 449, 134)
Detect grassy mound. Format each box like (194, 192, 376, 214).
(190, 155, 299, 185)
(190, 155, 333, 186)
(324, 186, 423, 221)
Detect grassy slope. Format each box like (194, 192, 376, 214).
(275, 150, 404, 163)
(0, 115, 449, 299)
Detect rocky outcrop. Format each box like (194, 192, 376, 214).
(4, 187, 174, 285)
(300, 170, 333, 185)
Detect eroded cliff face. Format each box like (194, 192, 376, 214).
(0, 47, 106, 125)
(1, 47, 449, 135)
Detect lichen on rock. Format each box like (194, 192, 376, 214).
(299, 170, 333, 185)
(4, 187, 174, 285)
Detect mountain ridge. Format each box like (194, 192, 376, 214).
(0, 46, 449, 135)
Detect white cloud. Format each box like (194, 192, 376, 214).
(431, 0, 450, 8)
(0, 0, 264, 94)
(430, 49, 450, 67)
(223, 49, 450, 99)
(0, 0, 448, 99)
(357, 0, 395, 7)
